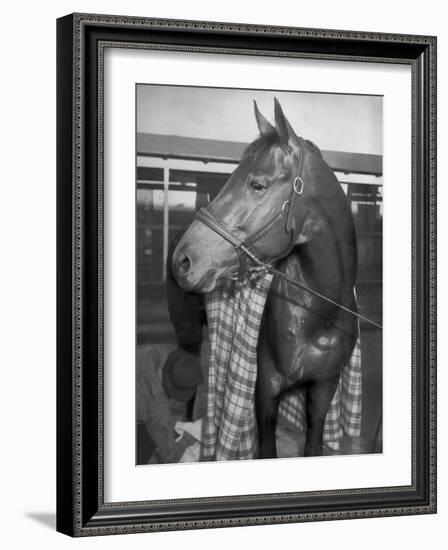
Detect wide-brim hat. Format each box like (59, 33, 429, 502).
(162, 348, 204, 403)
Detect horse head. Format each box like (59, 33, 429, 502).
(172, 98, 350, 293)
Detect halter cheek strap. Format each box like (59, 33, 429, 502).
(285, 138, 306, 233)
(286, 176, 304, 233)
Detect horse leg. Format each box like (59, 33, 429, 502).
(304, 376, 339, 456)
(256, 387, 280, 459)
(256, 339, 281, 459)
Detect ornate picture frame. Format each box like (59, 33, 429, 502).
(56, 13, 436, 536)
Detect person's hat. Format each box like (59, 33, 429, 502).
(162, 348, 204, 403)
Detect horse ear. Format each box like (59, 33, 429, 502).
(274, 97, 300, 149)
(254, 100, 274, 135)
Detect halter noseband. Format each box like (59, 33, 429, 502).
(194, 138, 306, 279)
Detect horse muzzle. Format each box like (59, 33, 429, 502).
(172, 247, 215, 292)
(172, 220, 239, 293)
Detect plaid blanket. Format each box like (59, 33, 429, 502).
(202, 271, 362, 461)
(278, 339, 362, 441)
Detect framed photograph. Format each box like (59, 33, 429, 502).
(56, 13, 437, 536)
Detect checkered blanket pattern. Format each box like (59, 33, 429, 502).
(278, 337, 362, 442)
(202, 271, 274, 460)
(203, 271, 362, 461)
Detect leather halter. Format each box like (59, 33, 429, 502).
(194, 138, 306, 279)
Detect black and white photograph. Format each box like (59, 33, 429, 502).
(135, 85, 383, 466)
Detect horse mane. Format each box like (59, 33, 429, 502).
(304, 139, 323, 158)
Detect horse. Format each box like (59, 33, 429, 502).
(168, 98, 358, 458)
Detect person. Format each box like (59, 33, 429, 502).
(137, 346, 206, 463)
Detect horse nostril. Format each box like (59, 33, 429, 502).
(176, 251, 192, 276)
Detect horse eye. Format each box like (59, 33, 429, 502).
(249, 180, 265, 192)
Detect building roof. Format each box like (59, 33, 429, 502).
(137, 133, 382, 176)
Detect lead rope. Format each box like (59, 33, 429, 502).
(236, 243, 383, 330)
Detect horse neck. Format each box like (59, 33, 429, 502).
(295, 170, 357, 318)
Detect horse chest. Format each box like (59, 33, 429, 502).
(262, 263, 348, 389)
